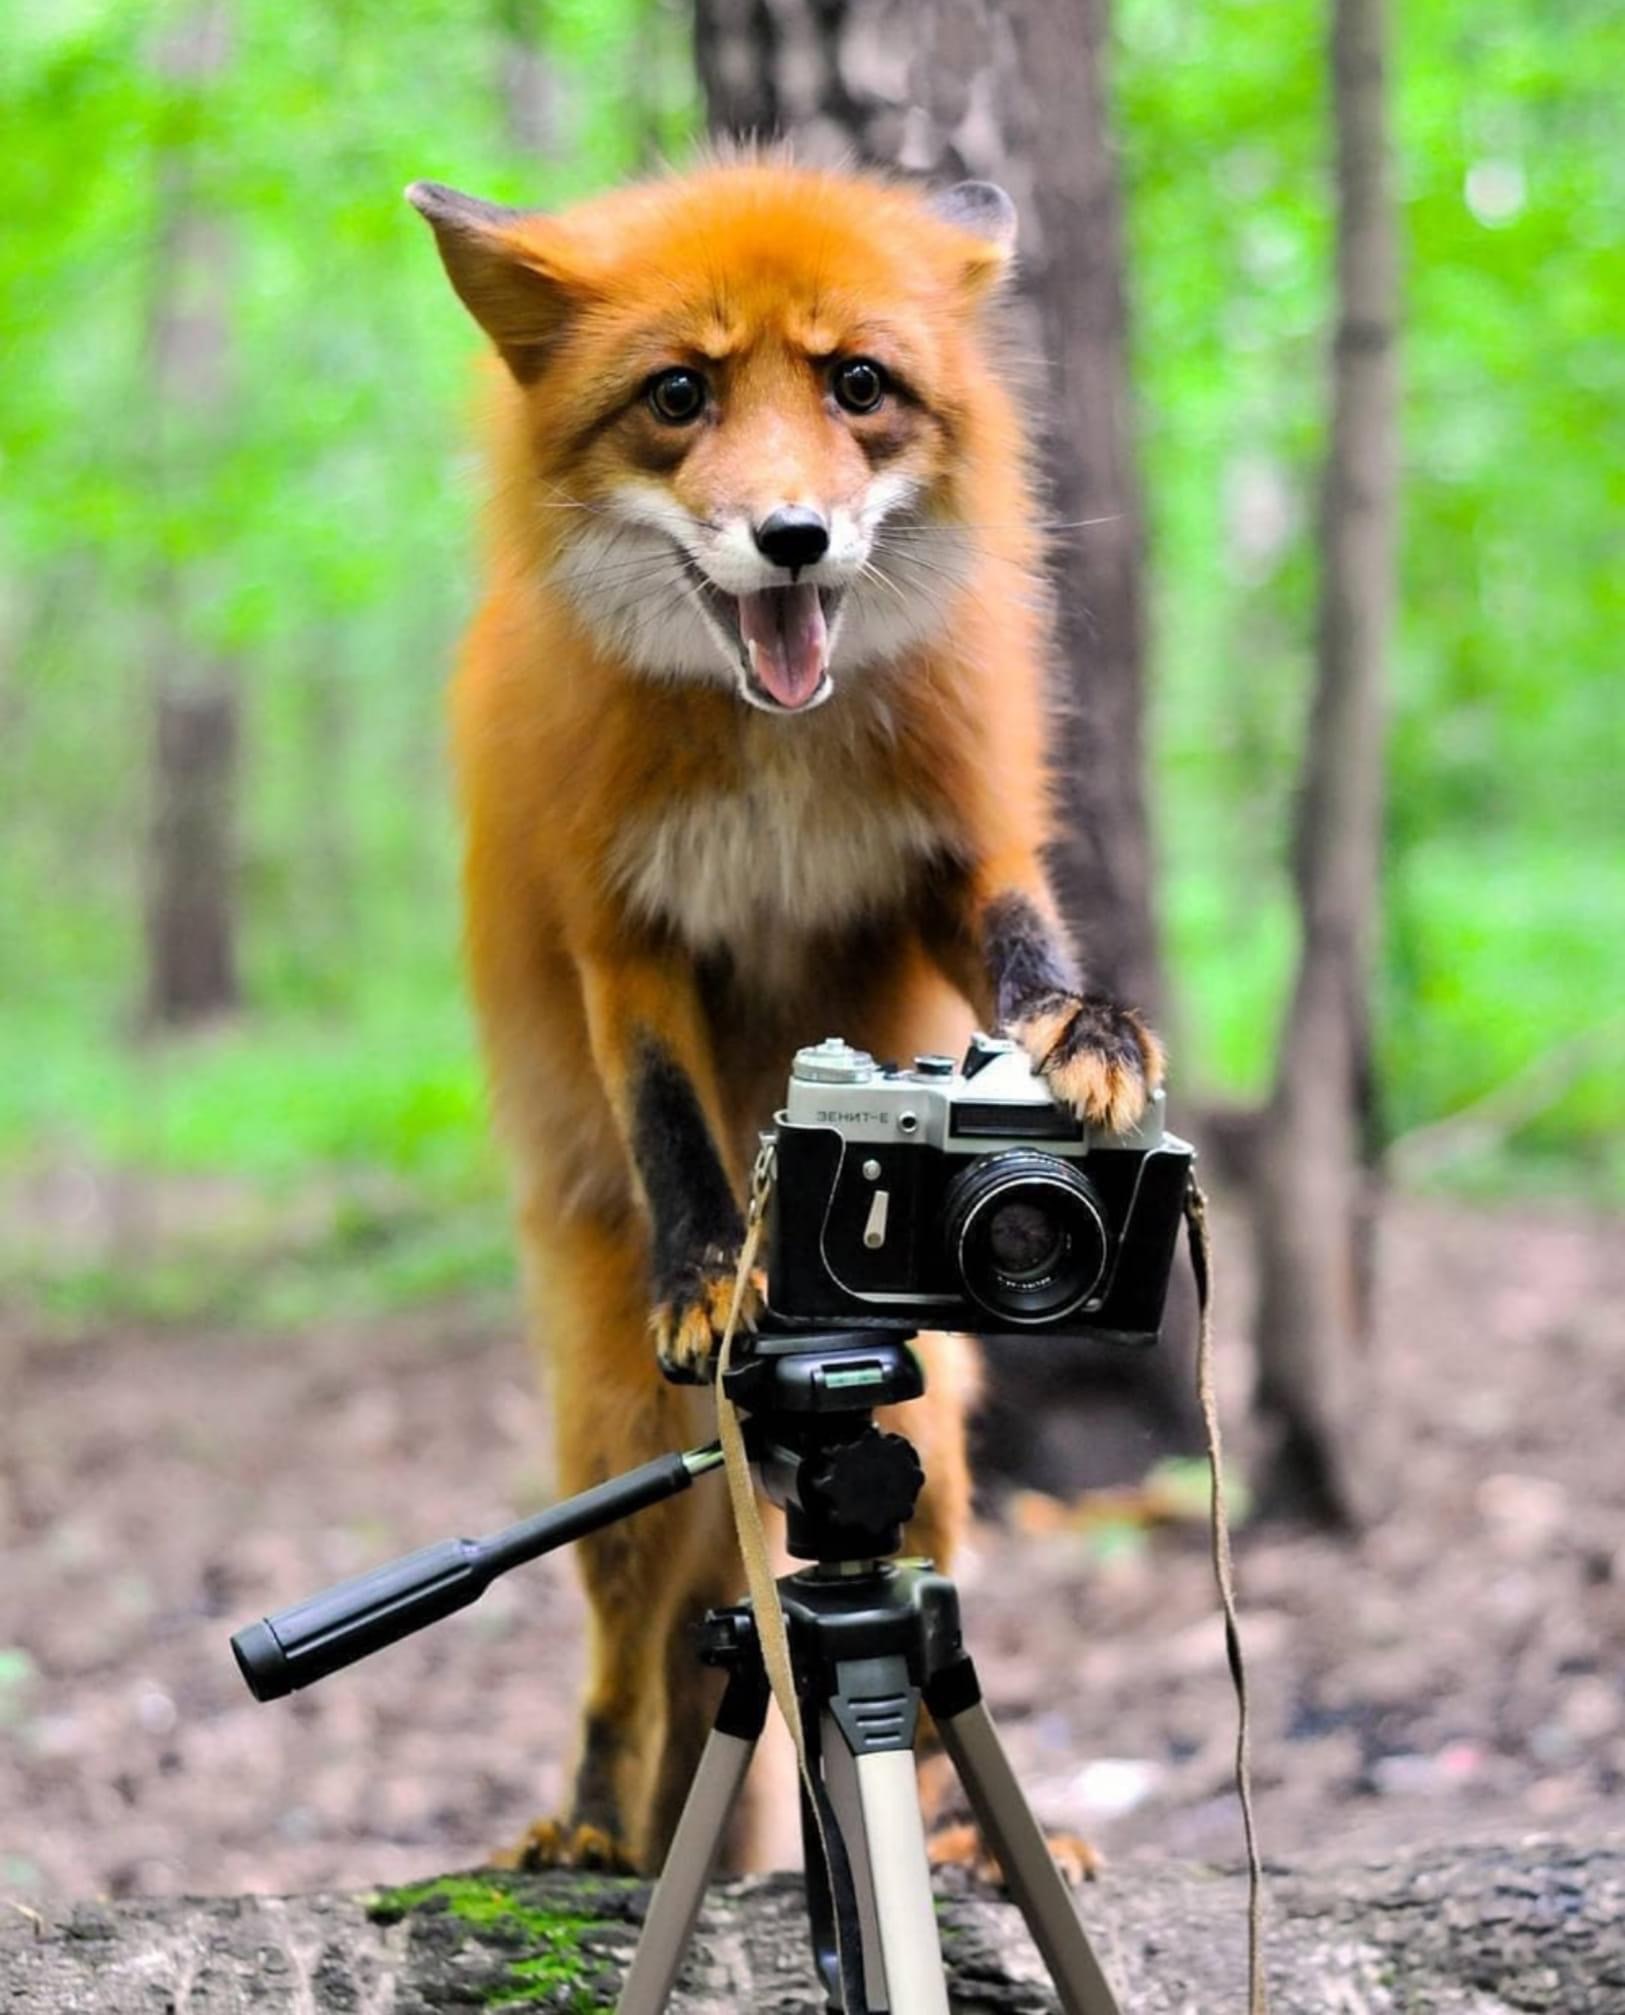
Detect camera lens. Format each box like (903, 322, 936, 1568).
(944, 1151, 1110, 1326)
(985, 1199, 1064, 1282)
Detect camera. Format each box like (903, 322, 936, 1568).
(764, 1033, 1193, 1344)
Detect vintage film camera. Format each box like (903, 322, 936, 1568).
(765, 1034, 1194, 1344)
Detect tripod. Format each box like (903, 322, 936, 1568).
(622, 1325, 1122, 2015)
(230, 1320, 1125, 2014)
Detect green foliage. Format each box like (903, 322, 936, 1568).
(0, 977, 517, 1327)
(0, 0, 1617, 1325)
(1120, 0, 1623, 1184)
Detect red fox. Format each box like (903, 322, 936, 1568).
(407, 158, 1161, 1875)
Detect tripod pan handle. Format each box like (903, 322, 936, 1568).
(231, 1444, 724, 1701)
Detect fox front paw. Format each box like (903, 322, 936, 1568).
(651, 1252, 764, 1384)
(1013, 993, 1164, 1135)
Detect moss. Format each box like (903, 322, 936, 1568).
(366, 1872, 626, 2009)
(490, 1948, 601, 2011)
(368, 1871, 584, 1932)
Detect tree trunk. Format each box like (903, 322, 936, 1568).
(146, 683, 240, 1024)
(1003, 0, 1159, 1020)
(8, 1841, 1621, 2012)
(694, 0, 1193, 1489)
(1252, 0, 1398, 1526)
(625, 0, 695, 169)
(142, 1, 241, 1028)
(693, 0, 1159, 1015)
(293, 638, 355, 995)
(493, 0, 568, 160)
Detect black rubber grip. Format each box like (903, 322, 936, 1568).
(232, 1537, 488, 1700)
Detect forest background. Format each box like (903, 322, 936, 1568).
(1, 0, 1618, 1333)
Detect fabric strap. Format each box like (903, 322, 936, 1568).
(1185, 1174, 1269, 2014)
(714, 1140, 870, 2013)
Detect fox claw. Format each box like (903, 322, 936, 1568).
(503, 1816, 637, 1874)
(928, 1819, 1102, 1888)
(1012, 993, 1164, 1135)
(652, 1256, 763, 1384)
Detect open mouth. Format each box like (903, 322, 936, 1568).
(683, 563, 841, 713)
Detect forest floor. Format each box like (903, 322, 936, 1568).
(1, 1191, 1621, 1904)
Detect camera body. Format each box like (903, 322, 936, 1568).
(765, 1034, 1193, 1345)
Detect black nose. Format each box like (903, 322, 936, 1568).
(753, 506, 830, 571)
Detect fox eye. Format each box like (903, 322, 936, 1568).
(647, 368, 707, 425)
(832, 357, 887, 414)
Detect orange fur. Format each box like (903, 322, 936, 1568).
(409, 159, 1158, 1873)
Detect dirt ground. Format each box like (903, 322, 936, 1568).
(2, 1193, 1621, 1905)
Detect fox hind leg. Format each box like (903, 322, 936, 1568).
(508, 1205, 730, 1875)
(640, 1496, 746, 1866)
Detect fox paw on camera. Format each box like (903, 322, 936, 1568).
(1012, 992, 1164, 1135)
(651, 1251, 764, 1383)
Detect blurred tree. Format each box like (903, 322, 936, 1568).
(143, 0, 241, 1027)
(494, 0, 568, 161)
(1016, 0, 1161, 1022)
(1251, 0, 1398, 1525)
(694, 0, 1196, 1489)
(695, 0, 1159, 1016)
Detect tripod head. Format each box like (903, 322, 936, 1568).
(724, 1320, 927, 1564)
(229, 1318, 931, 1702)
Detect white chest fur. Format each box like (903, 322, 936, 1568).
(608, 764, 949, 974)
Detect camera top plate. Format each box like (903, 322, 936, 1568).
(783, 1035, 1174, 1157)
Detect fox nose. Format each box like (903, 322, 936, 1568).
(753, 506, 830, 571)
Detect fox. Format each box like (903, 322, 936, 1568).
(406, 157, 1162, 1877)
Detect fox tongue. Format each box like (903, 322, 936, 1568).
(737, 584, 827, 710)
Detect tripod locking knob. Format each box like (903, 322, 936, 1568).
(801, 1428, 925, 1539)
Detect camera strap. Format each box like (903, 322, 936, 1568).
(1185, 1174, 1269, 2015)
(714, 1138, 873, 2014)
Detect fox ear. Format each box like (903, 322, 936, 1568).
(929, 181, 1018, 249)
(405, 181, 583, 381)
(927, 180, 1018, 295)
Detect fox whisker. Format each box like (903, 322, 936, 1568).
(535, 484, 616, 517)
(871, 543, 1007, 628)
(568, 557, 694, 591)
(855, 557, 917, 617)
(879, 514, 1124, 539)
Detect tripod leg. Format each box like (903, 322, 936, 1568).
(617, 1664, 769, 2015)
(926, 1661, 1124, 2015)
(820, 1715, 889, 2009)
(850, 1748, 950, 2015)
